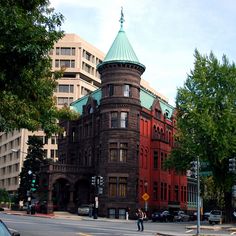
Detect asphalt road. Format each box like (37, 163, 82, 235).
(0, 213, 235, 236)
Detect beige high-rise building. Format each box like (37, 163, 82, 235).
(0, 34, 105, 194)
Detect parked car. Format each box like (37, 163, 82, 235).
(203, 212, 210, 221)
(173, 210, 190, 222)
(77, 204, 91, 216)
(151, 210, 174, 222)
(208, 210, 224, 224)
(0, 219, 20, 236)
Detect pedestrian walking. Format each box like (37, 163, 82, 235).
(136, 208, 144, 231)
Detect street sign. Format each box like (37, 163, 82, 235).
(142, 193, 150, 201)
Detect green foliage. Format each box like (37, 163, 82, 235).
(0, 0, 78, 135)
(18, 135, 49, 201)
(0, 188, 10, 202)
(167, 50, 236, 193)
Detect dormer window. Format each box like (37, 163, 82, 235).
(165, 109, 170, 118)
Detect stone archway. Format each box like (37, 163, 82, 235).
(52, 178, 71, 211)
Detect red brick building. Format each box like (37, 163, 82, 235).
(40, 10, 188, 218)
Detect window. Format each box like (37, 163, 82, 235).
(109, 177, 117, 197)
(57, 97, 73, 105)
(109, 143, 118, 162)
(119, 143, 128, 162)
(51, 136, 57, 144)
(56, 47, 75, 55)
(55, 60, 75, 68)
(153, 151, 158, 169)
(109, 142, 127, 163)
(58, 85, 74, 93)
(123, 84, 130, 97)
(175, 185, 179, 201)
(153, 182, 158, 200)
(120, 112, 128, 128)
(108, 84, 114, 96)
(111, 112, 118, 128)
(109, 177, 127, 198)
(110, 112, 128, 129)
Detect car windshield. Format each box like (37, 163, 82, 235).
(0, 221, 11, 236)
(211, 210, 221, 215)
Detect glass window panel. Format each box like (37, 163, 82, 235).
(123, 84, 130, 97)
(120, 112, 128, 128)
(110, 149, 118, 162)
(111, 112, 118, 128)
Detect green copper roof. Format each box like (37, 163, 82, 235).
(70, 87, 174, 119)
(70, 89, 101, 114)
(140, 87, 174, 119)
(98, 8, 145, 70)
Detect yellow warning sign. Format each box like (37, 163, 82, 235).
(142, 193, 150, 201)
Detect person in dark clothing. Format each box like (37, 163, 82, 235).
(136, 208, 144, 231)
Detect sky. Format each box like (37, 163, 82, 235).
(50, 0, 236, 106)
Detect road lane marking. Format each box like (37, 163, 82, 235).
(186, 229, 193, 233)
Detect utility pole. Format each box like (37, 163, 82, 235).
(196, 156, 200, 236)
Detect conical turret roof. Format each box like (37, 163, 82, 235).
(97, 8, 145, 70)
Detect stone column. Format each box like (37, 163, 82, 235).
(67, 187, 75, 213)
(46, 189, 54, 214)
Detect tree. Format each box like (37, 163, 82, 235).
(18, 135, 48, 201)
(0, 0, 77, 135)
(0, 189, 10, 203)
(166, 50, 236, 220)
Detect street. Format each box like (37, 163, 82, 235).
(0, 212, 235, 236)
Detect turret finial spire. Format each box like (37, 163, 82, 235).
(119, 7, 125, 30)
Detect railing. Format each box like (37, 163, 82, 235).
(152, 133, 169, 143)
(40, 163, 80, 173)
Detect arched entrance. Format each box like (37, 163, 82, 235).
(52, 178, 71, 211)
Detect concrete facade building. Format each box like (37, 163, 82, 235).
(0, 34, 105, 194)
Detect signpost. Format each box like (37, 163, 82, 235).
(142, 193, 150, 212)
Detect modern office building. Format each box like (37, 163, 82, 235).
(0, 34, 105, 194)
(39, 11, 188, 218)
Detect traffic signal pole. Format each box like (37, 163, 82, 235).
(91, 175, 104, 219)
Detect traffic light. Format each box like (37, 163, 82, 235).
(31, 174, 37, 192)
(91, 176, 96, 186)
(99, 176, 104, 186)
(229, 158, 236, 172)
(190, 161, 197, 178)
